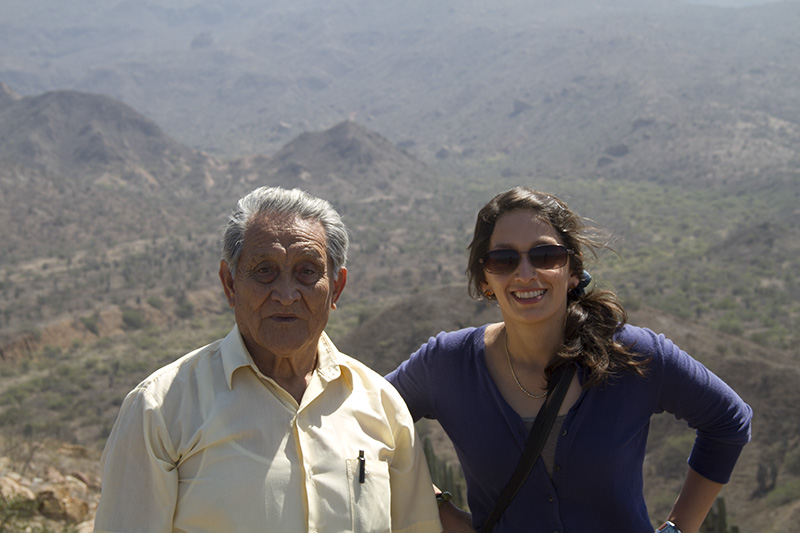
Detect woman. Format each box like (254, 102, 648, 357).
(386, 187, 752, 533)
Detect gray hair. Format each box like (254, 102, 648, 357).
(221, 187, 349, 277)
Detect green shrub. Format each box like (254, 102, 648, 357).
(41, 345, 62, 360)
(176, 300, 194, 319)
(0, 495, 37, 532)
(784, 446, 800, 476)
(80, 313, 99, 335)
(714, 315, 743, 336)
(121, 307, 146, 330)
(42, 391, 67, 411)
(765, 479, 800, 507)
(0, 493, 78, 532)
(0, 407, 26, 427)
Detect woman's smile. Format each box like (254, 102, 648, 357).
(511, 288, 546, 301)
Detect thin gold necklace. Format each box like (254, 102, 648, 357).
(504, 329, 548, 399)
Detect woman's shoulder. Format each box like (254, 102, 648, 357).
(423, 324, 487, 348)
(614, 324, 664, 352)
(614, 323, 668, 353)
(400, 324, 488, 368)
(386, 324, 491, 398)
(613, 324, 692, 371)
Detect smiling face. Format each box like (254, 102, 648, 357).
(480, 209, 579, 331)
(219, 212, 346, 370)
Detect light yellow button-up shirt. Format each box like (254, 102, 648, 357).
(95, 326, 441, 533)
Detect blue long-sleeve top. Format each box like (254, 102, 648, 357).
(386, 324, 752, 532)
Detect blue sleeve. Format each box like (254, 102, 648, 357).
(384, 334, 440, 422)
(631, 327, 753, 484)
(385, 327, 480, 422)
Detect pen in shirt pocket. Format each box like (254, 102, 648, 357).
(358, 450, 365, 483)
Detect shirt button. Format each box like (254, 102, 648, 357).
(554, 464, 561, 472)
(561, 428, 568, 436)
(547, 493, 554, 503)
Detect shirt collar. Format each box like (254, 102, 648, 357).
(220, 325, 351, 390)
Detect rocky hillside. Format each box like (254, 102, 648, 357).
(0, 87, 224, 273)
(0, 85, 797, 530)
(1, 439, 99, 533)
(0, 89, 450, 349)
(224, 120, 431, 201)
(0, 89, 217, 190)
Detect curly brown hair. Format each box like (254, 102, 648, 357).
(466, 187, 646, 387)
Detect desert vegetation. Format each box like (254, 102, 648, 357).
(2, 0, 799, 529)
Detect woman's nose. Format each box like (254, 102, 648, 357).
(514, 253, 539, 281)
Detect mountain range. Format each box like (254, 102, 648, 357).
(1, 0, 799, 530)
(3, 0, 799, 170)
(0, 84, 798, 531)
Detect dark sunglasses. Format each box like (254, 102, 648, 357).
(480, 244, 573, 275)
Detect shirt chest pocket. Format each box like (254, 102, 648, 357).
(346, 457, 392, 533)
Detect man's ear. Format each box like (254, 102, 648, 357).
(331, 267, 347, 309)
(219, 260, 236, 308)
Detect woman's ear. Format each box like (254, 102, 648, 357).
(480, 280, 492, 298)
(569, 273, 580, 290)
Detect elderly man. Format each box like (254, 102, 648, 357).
(95, 187, 441, 532)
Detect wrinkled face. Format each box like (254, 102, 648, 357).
(219, 213, 346, 366)
(480, 209, 578, 330)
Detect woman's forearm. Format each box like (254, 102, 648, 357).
(666, 467, 724, 533)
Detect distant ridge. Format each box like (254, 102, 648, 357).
(0, 89, 218, 191)
(0, 82, 21, 110)
(0, 88, 229, 263)
(0, 88, 430, 200)
(225, 120, 431, 202)
(0, 86, 435, 267)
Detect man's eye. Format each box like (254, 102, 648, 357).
(252, 266, 278, 282)
(297, 266, 322, 284)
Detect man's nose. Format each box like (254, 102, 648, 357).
(271, 274, 300, 305)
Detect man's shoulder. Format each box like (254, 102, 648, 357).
(132, 336, 226, 396)
(337, 351, 392, 387)
(336, 353, 418, 424)
(336, 351, 410, 401)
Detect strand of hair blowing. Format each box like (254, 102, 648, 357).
(557, 288, 647, 388)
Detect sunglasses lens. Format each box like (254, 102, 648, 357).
(481, 250, 520, 274)
(529, 245, 569, 269)
(482, 245, 570, 274)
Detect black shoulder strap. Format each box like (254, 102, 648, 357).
(482, 363, 577, 533)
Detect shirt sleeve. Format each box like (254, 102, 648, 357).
(643, 327, 753, 484)
(382, 386, 443, 533)
(385, 333, 447, 422)
(94, 387, 179, 533)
